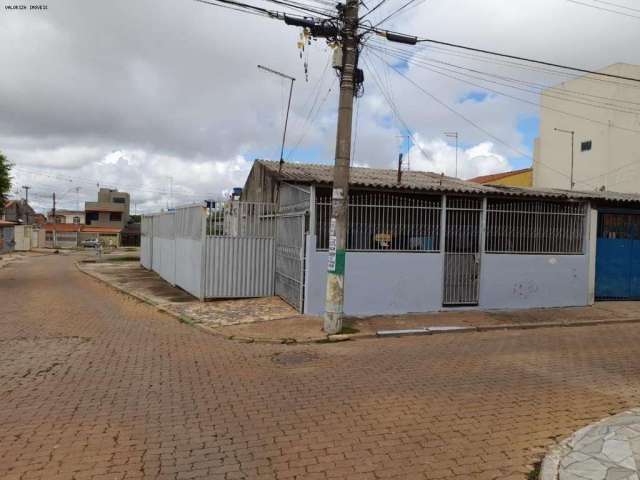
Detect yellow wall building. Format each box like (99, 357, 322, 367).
(468, 168, 533, 187)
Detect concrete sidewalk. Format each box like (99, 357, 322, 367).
(77, 259, 640, 343)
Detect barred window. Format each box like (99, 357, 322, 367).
(316, 191, 441, 252)
(485, 199, 586, 254)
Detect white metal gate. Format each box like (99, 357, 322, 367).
(443, 197, 482, 306)
(274, 211, 307, 312)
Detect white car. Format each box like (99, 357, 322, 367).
(82, 239, 102, 248)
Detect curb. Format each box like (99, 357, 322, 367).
(75, 262, 640, 345)
(537, 408, 640, 480)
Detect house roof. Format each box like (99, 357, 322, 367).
(43, 224, 122, 234)
(468, 168, 532, 184)
(255, 159, 640, 204)
(257, 159, 491, 194)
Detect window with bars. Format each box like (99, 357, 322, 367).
(316, 191, 442, 252)
(485, 199, 586, 254)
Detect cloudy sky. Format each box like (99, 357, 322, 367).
(1, 0, 638, 213)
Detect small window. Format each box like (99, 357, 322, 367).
(73, 216, 81, 224)
(112, 197, 126, 204)
(581, 140, 592, 152)
(110, 212, 122, 222)
(86, 212, 99, 224)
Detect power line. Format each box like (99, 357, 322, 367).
(360, 0, 389, 19)
(589, 0, 640, 13)
(370, 40, 640, 109)
(564, 0, 640, 19)
(368, 41, 640, 115)
(373, 0, 423, 27)
(369, 44, 640, 135)
(368, 49, 598, 187)
(287, 78, 338, 158)
(363, 54, 434, 163)
(360, 23, 640, 83)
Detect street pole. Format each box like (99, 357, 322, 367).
(52, 192, 56, 249)
(257, 65, 296, 172)
(22, 185, 31, 224)
(323, 0, 359, 334)
(444, 132, 459, 178)
(554, 128, 575, 189)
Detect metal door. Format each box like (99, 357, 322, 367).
(275, 212, 307, 311)
(443, 197, 482, 306)
(595, 212, 640, 299)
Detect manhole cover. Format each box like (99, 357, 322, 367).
(272, 351, 318, 366)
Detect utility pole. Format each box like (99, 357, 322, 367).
(52, 192, 56, 249)
(444, 132, 459, 178)
(22, 185, 31, 224)
(258, 64, 295, 172)
(196, 0, 417, 333)
(323, 0, 359, 334)
(554, 128, 575, 189)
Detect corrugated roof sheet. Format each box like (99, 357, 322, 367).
(257, 159, 640, 204)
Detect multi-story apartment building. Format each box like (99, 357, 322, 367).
(533, 63, 640, 193)
(85, 188, 130, 228)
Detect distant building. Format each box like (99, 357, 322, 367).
(2, 199, 36, 225)
(469, 168, 532, 187)
(85, 188, 130, 228)
(533, 63, 640, 192)
(47, 209, 85, 225)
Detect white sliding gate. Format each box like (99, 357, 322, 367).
(141, 202, 279, 301)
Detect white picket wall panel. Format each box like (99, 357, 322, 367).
(140, 216, 153, 269)
(204, 236, 274, 298)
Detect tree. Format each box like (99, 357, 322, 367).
(0, 151, 11, 216)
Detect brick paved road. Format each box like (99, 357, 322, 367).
(3, 254, 640, 480)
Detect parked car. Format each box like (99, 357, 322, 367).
(81, 239, 102, 248)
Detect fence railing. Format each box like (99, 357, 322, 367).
(316, 193, 442, 252)
(485, 199, 586, 254)
(206, 201, 277, 238)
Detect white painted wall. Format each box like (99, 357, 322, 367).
(304, 236, 444, 316)
(534, 63, 640, 193)
(479, 254, 589, 309)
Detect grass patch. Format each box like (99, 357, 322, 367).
(527, 461, 542, 480)
(339, 325, 360, 334)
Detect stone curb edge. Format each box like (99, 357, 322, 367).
(537, 408, 640, 480)
(75, 262, 640, 345)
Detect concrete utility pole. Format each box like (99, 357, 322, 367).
(323, 0, 359, 334)
(22, 185, 31, 224)
(554, 128, 575, 190)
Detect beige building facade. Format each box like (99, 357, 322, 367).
(85, 188, 130, 228)
(533, 63, 640, 193)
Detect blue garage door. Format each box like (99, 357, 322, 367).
(596, 213, 640, 299)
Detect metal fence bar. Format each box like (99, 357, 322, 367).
(316, 191, 442, 252)
(485, 199, 587, 254)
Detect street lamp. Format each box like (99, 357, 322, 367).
(554, 128, 575, 190)
(444, 132, 459, 178)
(258, 64, 296, 173)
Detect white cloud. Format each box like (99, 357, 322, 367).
(409, 138, 510, 179)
